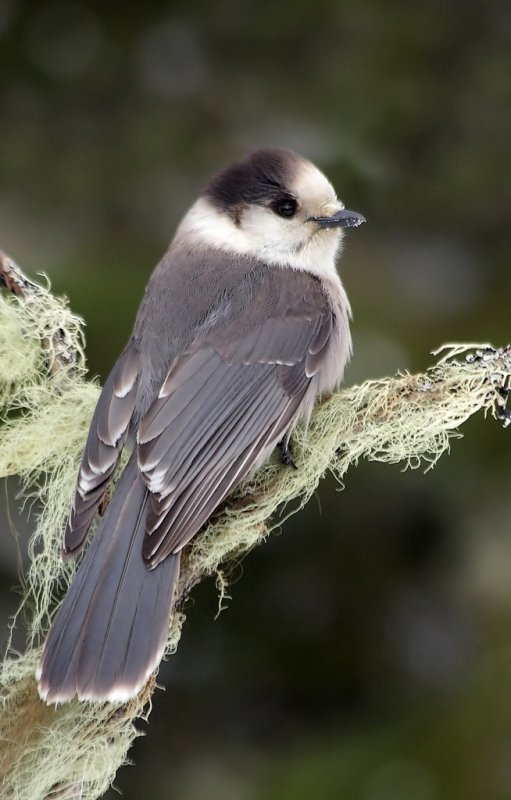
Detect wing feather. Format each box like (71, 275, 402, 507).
(139, 356, 266, 495)
(137, 307, 335, 567)
(63, 343, 140, 556)
(138, 351, 220, 444)
(149, 388, 297, 555)
(142, 363, 286, 552)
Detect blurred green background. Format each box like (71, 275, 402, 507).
(1, 1, 511, 798)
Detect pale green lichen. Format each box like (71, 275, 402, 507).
(0, 282, 509, 800)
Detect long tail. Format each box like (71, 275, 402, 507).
(37, 456, 180, 703)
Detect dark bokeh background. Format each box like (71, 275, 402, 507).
(1, 1, 511, 798)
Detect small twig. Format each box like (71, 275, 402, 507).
(0, 248, 41, 297)
(0, 246, 86, 376)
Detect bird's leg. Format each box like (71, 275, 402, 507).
(277, 438, 297, 469)
(495, 386, 511, 428)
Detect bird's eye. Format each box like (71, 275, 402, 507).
(273, 198, 298, 218)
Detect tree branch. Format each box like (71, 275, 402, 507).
(0, 246, 509, 799)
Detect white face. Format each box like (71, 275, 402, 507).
(175, 157, 346, 277)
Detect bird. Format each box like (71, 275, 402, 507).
(37, 147, 365, 703)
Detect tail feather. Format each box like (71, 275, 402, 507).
(37, 457, 180, 703)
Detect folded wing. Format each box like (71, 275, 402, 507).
(138, 272, 335, 567)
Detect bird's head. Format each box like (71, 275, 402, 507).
(176, 147, 365, 273)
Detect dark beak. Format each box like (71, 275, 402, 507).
(311, 209, 366, 229)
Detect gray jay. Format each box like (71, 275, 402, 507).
(37, 147, 365, 703)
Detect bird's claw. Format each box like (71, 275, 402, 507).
(277, 439, 297, 469)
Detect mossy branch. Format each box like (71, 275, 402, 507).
(0, 247, 509, 799)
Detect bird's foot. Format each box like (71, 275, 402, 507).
(495, 386, 511, 428)
(277, 438, 297, 469)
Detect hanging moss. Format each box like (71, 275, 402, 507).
(0, 277, 509, 799)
